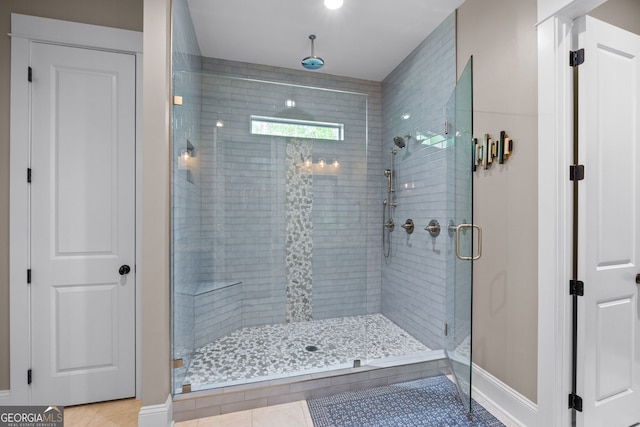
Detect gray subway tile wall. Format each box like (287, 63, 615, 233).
(381, 12, 457, 350)
(196, 72, 373, 326)
(172, 0, 459, 392)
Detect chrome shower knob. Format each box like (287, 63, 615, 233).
(425, 220, 441, 237)
(401, 219, 414, 234)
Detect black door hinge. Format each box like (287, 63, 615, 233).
(27, 168, 32, 183)
(27, 269, 31, 284)
(570, 165, 585, 181)
(28, 67, 32, 82)
(568, 393, 583, 411)
(570, 49, 585, 67)
(570, 280, 584, 296)
(27, 369, 32, 385)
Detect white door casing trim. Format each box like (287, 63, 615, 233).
(9, 14, 143, 404)
(536, 1, 606, 426)
(537, 14, 574, 427)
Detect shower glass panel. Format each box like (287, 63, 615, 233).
(445, 57, 474, 413)
(171, 71, 370, 394)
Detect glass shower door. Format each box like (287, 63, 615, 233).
(445, 57, 474, 414)
(170, 70, 371, 395)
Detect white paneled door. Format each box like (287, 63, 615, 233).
(29, 42, 136, 406)
(577, 16, 640, 427)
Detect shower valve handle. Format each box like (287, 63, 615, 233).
(401, 219, 414, 234)
(425, 220, 441, 237)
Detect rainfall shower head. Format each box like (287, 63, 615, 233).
(301, 35, 324, 70)
(393, 136, 406, 148)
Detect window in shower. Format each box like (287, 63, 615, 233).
(250, 115, 344, 141)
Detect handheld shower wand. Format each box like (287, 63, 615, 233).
(384, 169, 392, 192)
(383, 150, 398, 258)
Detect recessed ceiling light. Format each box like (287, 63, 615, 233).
(324, 0, 343, 10)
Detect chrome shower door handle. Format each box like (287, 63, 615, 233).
(454, 224, 482, 261)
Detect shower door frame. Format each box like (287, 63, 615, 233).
(444, 56, 475, 415)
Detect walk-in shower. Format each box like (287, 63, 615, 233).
(171, 1, 474, 419)
(171, 70, 382, 392)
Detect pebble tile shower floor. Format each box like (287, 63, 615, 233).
(182, 314, 431, 391)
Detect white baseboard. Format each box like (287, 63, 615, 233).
(472, 363, 537, 426)
(138, 394, 173, 427)
(0, 390, 10, 404)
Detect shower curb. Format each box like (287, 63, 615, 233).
(172, 351, 449, 422)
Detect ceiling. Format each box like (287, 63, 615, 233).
(187, 0, 465, 82)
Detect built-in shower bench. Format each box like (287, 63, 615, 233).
(176, 281, 243, 349)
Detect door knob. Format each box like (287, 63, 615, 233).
(636, 274, 640, 284)
(119, 265, 131, 276)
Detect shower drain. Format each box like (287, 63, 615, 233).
(305, 345, 319, 352)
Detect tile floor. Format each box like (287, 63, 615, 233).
(62, 394, 521, 426)
(176, 401, 313, 427)
(181, 314, 430, 392)
(63, 398, 141, 427)
(175, 396, 521, 427)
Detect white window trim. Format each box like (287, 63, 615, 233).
(250, 115, 345, 141)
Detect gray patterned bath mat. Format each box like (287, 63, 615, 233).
(307, 375, 505, 426)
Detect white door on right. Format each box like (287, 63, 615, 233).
(577, 15, 640, 427)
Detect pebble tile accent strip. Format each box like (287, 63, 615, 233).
(285, 139, 314, 322)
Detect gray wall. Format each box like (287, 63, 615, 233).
(590, 0, 640, 35)
(457, 0, 539, 403)
(141, 0, 173, 406)
(197, 59, 382, 327)
(0, 0, 143, 392)
(380, 13, 457, 351)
